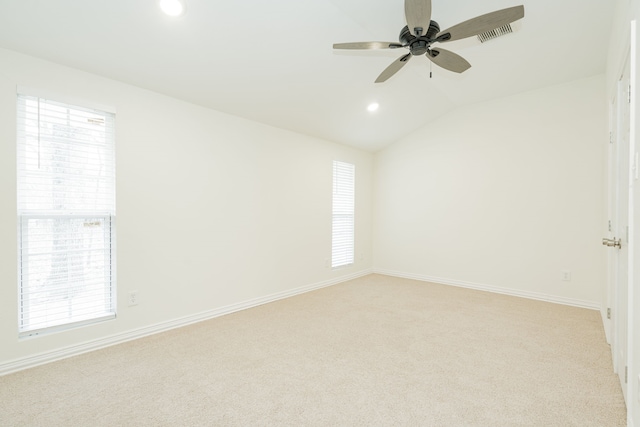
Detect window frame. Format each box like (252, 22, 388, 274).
(331, 160, 355, 269)
(16, 90, 117, 338)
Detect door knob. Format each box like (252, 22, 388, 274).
(602, 237, 622, 249)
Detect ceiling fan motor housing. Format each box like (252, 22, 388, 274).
(400, 21, 441, 56)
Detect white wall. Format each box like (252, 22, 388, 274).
(0, 48, 373, 370)
(373, 75, 607, 307)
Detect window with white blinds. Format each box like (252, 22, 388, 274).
(17, 93, 116, 337)
(332, 160, 355, 268)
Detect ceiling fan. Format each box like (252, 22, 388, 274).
(333, 0, 525, 82)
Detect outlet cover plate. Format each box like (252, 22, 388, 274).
(128, 290, 139, 306)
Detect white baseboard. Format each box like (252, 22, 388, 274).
(374, 269, 601, 311)
(0, 269, 373, 376)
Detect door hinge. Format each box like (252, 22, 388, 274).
(629, 85, 632, 104)
(608, 220, 612, 232)
(610, 131, 614, 144)
(607, 308, 611, 319)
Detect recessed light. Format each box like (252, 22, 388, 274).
(159, 0, 186, 17)
(367, 102, 379, 112)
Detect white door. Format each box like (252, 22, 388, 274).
(605, 97, 617, 350)
(608, 57, 632, 403)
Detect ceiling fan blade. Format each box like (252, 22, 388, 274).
(436, 5, 524, 42)
(375, 53, 412, 83)
(333, 42, 404, 50)
(405, 0, 432, 36)
(427, 48, 471, 73)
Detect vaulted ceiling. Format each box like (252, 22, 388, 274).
(0, 0, 615, 151)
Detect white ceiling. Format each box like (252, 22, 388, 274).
(0, 0, 615, 152)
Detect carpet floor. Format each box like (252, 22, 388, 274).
(0, 274, 626, 426)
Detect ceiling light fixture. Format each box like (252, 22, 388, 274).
(159, 0, 186, 17)
(367, 102, 379, 113)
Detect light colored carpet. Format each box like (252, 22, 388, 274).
(0, 274, 626, 426)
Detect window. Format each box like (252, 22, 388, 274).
(17, 92, 116, 337)
(332, 160, 355, 268)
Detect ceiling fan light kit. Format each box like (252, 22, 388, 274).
(333, 0, 525, 82)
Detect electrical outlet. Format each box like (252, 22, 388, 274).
(128, 290, 139, 306)
(561, 270, 571, 282)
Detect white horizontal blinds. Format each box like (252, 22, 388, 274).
(17, 94, 116, 336)
(332, 160, 355, 268)
(17, 96, 115, 212)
